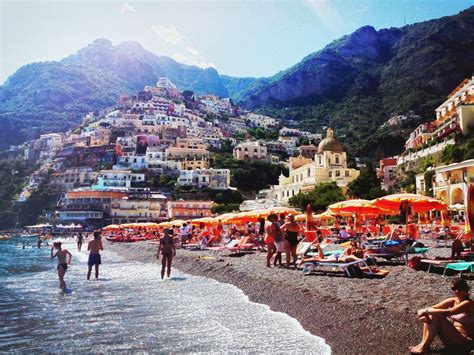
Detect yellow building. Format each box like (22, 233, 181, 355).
(272, 128, 360, 205)
(432, 159, 474, 208)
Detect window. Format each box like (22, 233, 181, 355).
(336, 170, 340, 177)
(318, 156, 322, 165)
(329, 171, 332, 177)
(307, 168, 311, 177)
(335, 156, 339, 164)
(345, 170, 350, 177)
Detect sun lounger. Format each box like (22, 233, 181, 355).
(404, 247, 429, 263)
(302, 258, 372, 277)
(443, 261, 474, 276)
(364, 251, 404, 264)
(207, 239, 239, 255)
(420, 259, 460, 273)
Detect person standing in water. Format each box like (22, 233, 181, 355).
(87, 231, 103, 280)
(77, 232, 84, 252)
(51, 241, 72, 291)
(157, 228, 176, 279)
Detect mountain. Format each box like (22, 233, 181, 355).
(0, 39, 242, 149)
(238, 7, 474, 159)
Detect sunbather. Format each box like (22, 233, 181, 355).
(409, 278, 474, 354)
(302, 240, 364, 264)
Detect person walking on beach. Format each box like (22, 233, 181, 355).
(77, 232, 84, 252)
(157, 228, 176, 279)
(87, 231, 103, 280)
(51, 241, 72, 291)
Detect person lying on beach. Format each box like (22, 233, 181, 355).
(157, 228, 176, 279)
(409, 278, 474, 354)
(301, 240, 364, 264)
(51, 241, 72, 291)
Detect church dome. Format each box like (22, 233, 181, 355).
(317, 128, 343, 153)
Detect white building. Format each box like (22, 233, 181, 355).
(93, 170, 145, 190)
(176, 169, 230, 190)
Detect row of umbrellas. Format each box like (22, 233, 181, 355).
(102, 193, 452, 232)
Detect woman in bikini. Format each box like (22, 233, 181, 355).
(280, 214, 301, 268)
(410, 278, 474, 353)
(264, 214, 278, 267)
(157, 228, 176, 279)
(51, 241, 72, 291)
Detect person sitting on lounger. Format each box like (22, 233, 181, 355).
(409, 278, 474, 354)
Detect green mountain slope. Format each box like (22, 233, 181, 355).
(239, 7, 474, 160)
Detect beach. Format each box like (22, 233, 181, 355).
(109, 240, 458, 354)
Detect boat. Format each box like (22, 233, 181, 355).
(18, 234, 39, 238)
(0, 234, 11, 240)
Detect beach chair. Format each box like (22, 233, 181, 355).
(443, 261, 474, 276)
(302, 258, 372, 277)
(207, 239, 239, 255)
(420, 259, 460, 273)
(364, 251, 405, 264)
(403, 247, 429, 263)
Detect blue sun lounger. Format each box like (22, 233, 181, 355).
(302, 258, 372, 277)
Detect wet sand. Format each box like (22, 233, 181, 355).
(108, 240, 461, 354)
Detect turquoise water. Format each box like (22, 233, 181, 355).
(0, 237, 330, 353)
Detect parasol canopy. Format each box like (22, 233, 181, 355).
(103, 224, 120, 231)
(467, 185, 474, 252)
(328, 199, 393, 215)
(372, 193, 447, 213)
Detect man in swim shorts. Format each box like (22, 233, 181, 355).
(87, 231, 104, 280)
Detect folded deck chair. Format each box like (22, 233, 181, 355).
(302, 258, 371, 277)
(364, 251, 404, 264)
(404, 247, 429, 263)
(443, 261, 474, 276)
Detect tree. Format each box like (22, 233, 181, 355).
(400, 170, 416, 193)
(288, 182, 345, 212)
(347, 163, 385, 200)
(211, 203, 240, 214)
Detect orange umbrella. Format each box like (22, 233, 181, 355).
(103, 224, 120, 231)
(188, 217, 218, 227)
(372, 193, 447, 213)
(328, 199, 393, 215)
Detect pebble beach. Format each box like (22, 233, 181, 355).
(108, 240, 464, 354)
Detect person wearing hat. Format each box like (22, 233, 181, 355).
(410, 278, 474, 353)
(87, 231, 103, 280)
(51, 241, 72, 291)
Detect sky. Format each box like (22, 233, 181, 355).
(1, 0, 473, 84)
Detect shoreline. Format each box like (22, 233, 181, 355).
(108, 241, 454, 354)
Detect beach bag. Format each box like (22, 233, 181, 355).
(409, 256, 422, 270)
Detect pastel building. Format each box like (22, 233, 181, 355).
(378, 157, 398, 191)
(233, 141, 268, 160)
(431, 159, 474, 208)
(111, 193, 168, 224)
(168, 200, 214, 219)
(176, 169, 231, 190)
(271, 128, 359, 205)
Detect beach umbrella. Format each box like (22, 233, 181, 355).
(328, 199, 393, 216)
(467, 185, 474, 252)
(103, 224, 120, 231)
(257, 207, 298, 220)
(188, 217, 217, 226)
(372, 193, 447, 213)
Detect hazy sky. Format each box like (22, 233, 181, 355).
(1, 0, 473, 83)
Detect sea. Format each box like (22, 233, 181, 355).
(0, 236, 331, 353)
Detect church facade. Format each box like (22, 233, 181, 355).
(270, 128, 360, 205)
